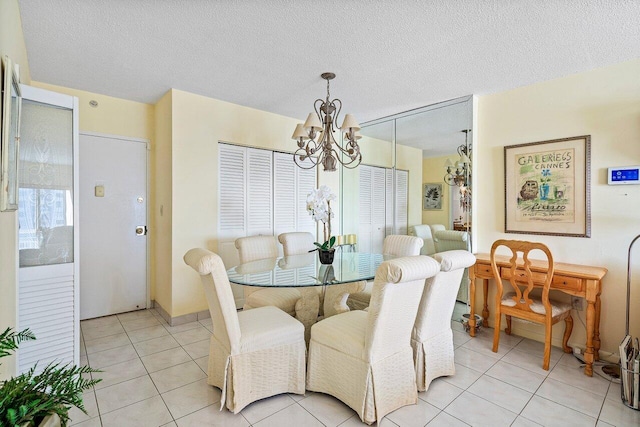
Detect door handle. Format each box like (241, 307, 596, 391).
(135, 225, 148, 236)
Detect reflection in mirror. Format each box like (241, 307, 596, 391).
(341, 120, 395, 254)
(340, 96, 473, 316)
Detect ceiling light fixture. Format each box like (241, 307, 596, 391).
(444, 129, 471, 188)
(292, 73, 362, 171)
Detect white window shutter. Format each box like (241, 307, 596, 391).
(385, 169, 394, 235)
(372, 167, 386, 228)
(219, 143, 246, 238)
(273, 152, 296, 237)
(396, 170, 408, 235)
(296, 159, 317, 235)
(359, 166, 372, 225)
(247, 148, 273, 236)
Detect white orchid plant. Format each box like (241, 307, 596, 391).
(306, 185, 337, 251)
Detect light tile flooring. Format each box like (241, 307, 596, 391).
(71, 305, 640, 427)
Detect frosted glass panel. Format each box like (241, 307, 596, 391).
(18, 100, 74, 267)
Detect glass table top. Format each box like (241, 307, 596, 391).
(227, 252, 389, 287)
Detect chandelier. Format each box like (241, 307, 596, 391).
(444, 129, 471, 187)
(292, 73, 362, 171)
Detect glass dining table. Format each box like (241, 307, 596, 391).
(227, 251, 389, 341)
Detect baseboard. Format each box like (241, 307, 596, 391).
(151, 300, 209, 326)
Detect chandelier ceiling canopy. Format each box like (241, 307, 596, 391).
(292, 73, 362, 172)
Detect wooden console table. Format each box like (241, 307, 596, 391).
(468, 253, 607, 376)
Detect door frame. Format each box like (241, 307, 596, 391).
(79, 131, 151, 310)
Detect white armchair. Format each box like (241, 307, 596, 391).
(412, 250, 476, 391)
(184, 248, 306, 413)
(307, 255, 440, 425)
(347, 235, 424, 311)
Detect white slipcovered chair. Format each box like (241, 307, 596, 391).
(412, 250, 476, 391)
(429, 224, 446, 236)
(347, 235, 424, 311)
(278, 232, 315, 256)
(409, 225, 437, 255)
(307, 255, 440, 425)
(235, 235, 301, 316)
(183, 248, 306, 413)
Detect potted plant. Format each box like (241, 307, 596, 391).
(306, 185, 337, 264)
(0, 327, 100, 427)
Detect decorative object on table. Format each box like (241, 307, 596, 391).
(423, 183, 443, 210)
(1, 55, 22, 212)
(307, 185, 337, 264)
(292, 73, 362, 171)
(443, 129, 471, 212)
(0, 327, 100, 427)
(504, 135, 591, 237)
(620, 234, 640, 410)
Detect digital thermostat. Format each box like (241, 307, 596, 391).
(608, 166, 640, 185)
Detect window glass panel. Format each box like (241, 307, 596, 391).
(18, 100, 74, 267)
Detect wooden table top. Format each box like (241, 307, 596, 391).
(473, 253, 608, 281)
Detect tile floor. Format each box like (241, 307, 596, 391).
(70, 305, 640, 427)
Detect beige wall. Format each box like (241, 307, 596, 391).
(0, 0, 31, 380)
(476, 59, 640, 357)
(421, 155, 451, 226)
(168, 89, 340, 317)
(152, 90, 173, 310)
(397, 144, 424, 228)
(31, 82, 154, 141)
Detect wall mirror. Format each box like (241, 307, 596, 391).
(1, 55, 22, 211)
(340, 95, 474, 302)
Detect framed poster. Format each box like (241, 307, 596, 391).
(423, 183, 443, 210)
(504, 135, 591, 237)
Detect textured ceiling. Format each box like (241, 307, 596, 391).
(19, 0, 640, 126)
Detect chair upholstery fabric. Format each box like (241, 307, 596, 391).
(278, 232, 315, 256)
(433, 229, 469, 252)
(429, 223, 446, 236)
(235, 235, 300, 316)
(347, 235, 424, 311)
(412, 250, 476, 391)
(184, 248, 306, 413)
(307, 255, 440, 424)
(409, 225, 437, 255)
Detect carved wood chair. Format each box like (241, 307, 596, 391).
(490, 239, 573, 370)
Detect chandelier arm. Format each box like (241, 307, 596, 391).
(332, 98, 342, 133)
(331, 146, 361, 167)
(294, 148, 320, 169)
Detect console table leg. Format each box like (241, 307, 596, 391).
(482, 279, 490, 328)
(584, 297, 596, 377)
(469, 270, 477, 337)
(594, 291, 602, 361)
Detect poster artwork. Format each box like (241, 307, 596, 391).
(515, 149, 575, 223)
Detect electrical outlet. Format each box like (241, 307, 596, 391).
(571, 297, 584, 311)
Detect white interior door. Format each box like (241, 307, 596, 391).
(17, 85, 79, 373)
(79, 134, 147, 319)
